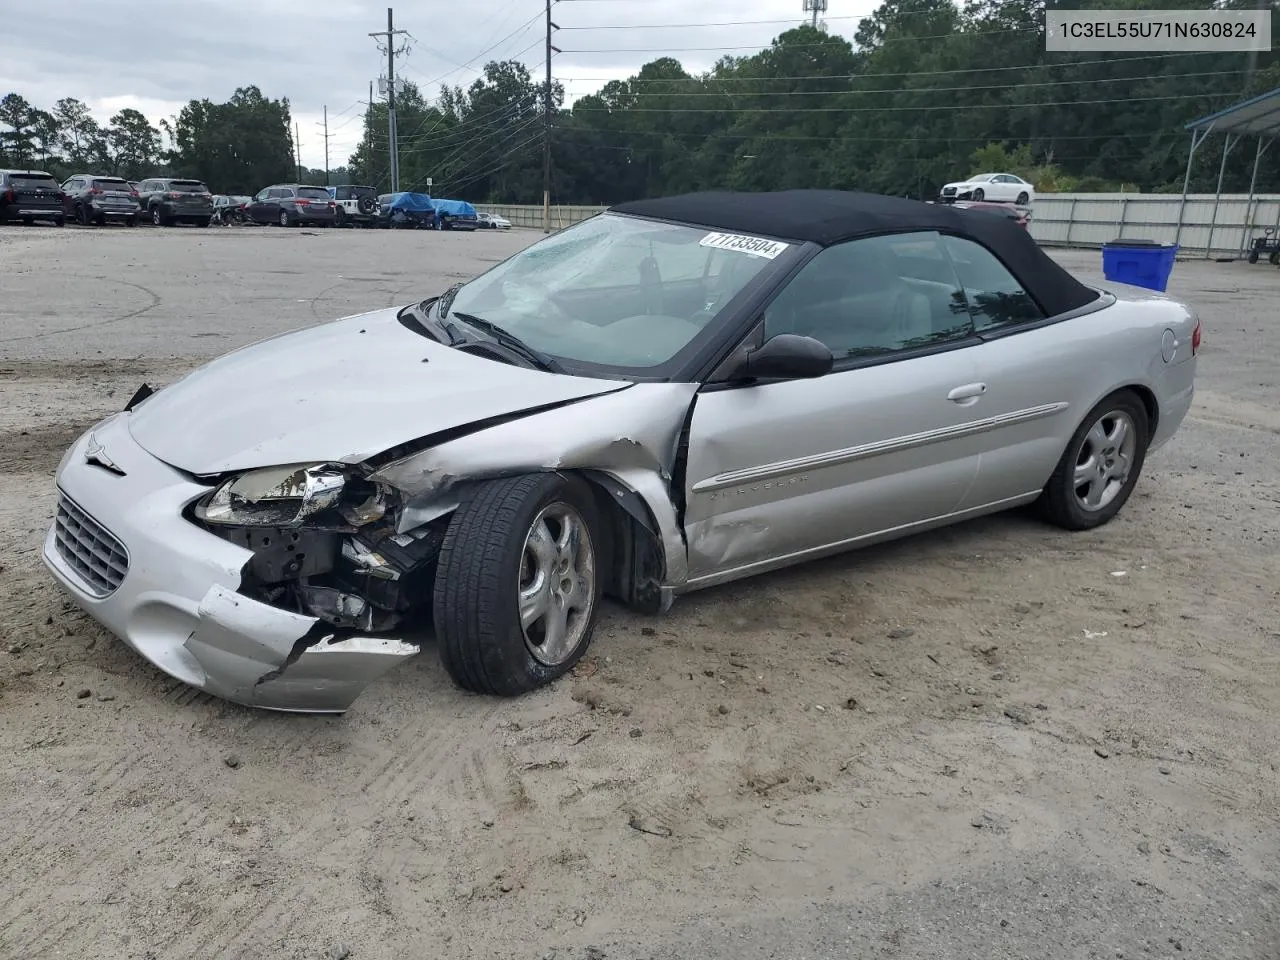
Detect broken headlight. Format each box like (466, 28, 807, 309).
(195, 463, 391, 528)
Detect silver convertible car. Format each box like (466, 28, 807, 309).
(43, 190, 1200, 713)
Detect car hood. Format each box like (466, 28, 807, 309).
(943, 180, 982, 190)
(126, 306, 631, 475)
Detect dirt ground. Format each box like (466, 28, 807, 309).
(1, 224, 1277, 960)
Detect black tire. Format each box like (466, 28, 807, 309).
(196, 217, 210, 228)
(279, 210, 292, 227)
(93, 211, 106, 226)
(151, 206, 168, 227)
(972, 188, 985, 201)
(54, 217, 64, 227)
(357, 194, 376, 216)
(21, 217, 32, 226)
(1248, 250, 1260, 264)
(1016, 191, 1029, 205)
(75, 204, 89, 226)
(126, 215, 137, 227)
(334, 207, 347, 227)
(1270, 251, 1279, 266)
(1036, 389, 1150, 531)
(434, 472, 605, 696)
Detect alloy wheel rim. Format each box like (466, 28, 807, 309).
(517, 502, 596, 667)
(1073, 410, 1138, 512)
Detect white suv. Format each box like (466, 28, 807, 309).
(327, 184, 379, 228)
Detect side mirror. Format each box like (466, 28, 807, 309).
(729, 333, 833, 382)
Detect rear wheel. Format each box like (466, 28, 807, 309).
(334, 207, 347, 227)
(1249, 249, 1260, 264)
(1269, 251, 1279, 266)
(1036, 389, 1150, 531)
(54, 217, 64, 227)
(151, 206, 168, 227)
(126, 215, 137, 227)
(434, 473, 604, 696)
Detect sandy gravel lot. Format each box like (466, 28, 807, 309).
(1, 223, 1277, 960)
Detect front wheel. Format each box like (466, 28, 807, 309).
(972, 188, 985, 201)
(434, 473, 604, 696)
(1269, 251, 1279, 266)
(1016, 191, 1029, 205)
(1036, 389, 1150, 531)
(1248, 249, 1260, 264)
(334, 207, 347, 228)
(279, 210, 292, 227)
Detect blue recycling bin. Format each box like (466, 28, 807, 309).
(1101, 239, 1179, 293)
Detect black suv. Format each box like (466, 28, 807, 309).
(243, 184, 337, 227)
(328, 184, 379, 227)
(0, 169, 64, 226)
(136, 177, 214, 227)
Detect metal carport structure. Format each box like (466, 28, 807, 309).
(1179, 86, 1280, 257)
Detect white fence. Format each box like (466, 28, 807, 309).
(1028, 192, 1280, 258)
(478, 193, 1279, 259)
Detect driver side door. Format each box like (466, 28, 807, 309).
(681, 231, 992, 588)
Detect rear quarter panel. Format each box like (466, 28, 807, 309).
(961, 286, 1198, 508)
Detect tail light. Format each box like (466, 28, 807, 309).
(89, 187, 102, 194)
(2, 188, 12, 203)
(131, 190, 140, 199)
(296, 199, 310, 207)
(168, 191, 181, 199)
(1191, 319, 1202, 355)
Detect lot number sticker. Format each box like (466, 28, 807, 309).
(699, 232, 790, 259)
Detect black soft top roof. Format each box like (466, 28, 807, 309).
(610, 189, 1099, 318)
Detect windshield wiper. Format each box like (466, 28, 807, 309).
(450, 312, 563, 373)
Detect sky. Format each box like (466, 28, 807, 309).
(0, 0, 875, 171)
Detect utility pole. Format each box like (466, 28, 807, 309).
(544, 0, 560, 233)
(366, 81, 374, 184)
(369, 7, 409, 192)
(317, 105, 332, 185)
(294, 122, 302, 181)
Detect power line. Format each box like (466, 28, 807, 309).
(558, 14, 869, 29)
(556, 51, 1227, 84)
(565, 125, 1204, 145)
(571, 91, 1235, 114)
(567, 69, 1243, 99)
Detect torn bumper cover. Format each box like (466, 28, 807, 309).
(41, 414, 417, 713)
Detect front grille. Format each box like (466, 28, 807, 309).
(942, 186, 956, 196)
(54, 494, 129, 597)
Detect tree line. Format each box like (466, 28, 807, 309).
(3, 0, 1278, 203)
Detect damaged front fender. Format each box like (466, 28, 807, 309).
(189, 583, 419, 713)
(368, 382, 699, 585)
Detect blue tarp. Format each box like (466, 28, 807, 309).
(383, 192, 435, 212)
(429, 198, 477, 217)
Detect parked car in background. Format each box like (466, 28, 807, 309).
(243, 184, 337, 227)
(328, 184, 380, 227)
(136, 177, 214, 227)
(939, 173, 1034, 206)
(211, 194, 251, 224)
(376, 191, 436, 229)
(434, 198, 479, 230)
(0, 169, 65, 226)
(60, 174, 139, 226)
(477, 212, 512, 230)
(951, 199, 1031, 229)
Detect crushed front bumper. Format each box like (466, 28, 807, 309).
(41, 413, 418, 713)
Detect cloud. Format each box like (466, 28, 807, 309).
(1, 0, 870, 170)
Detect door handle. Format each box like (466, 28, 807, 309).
(947, 382, 988, 403)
